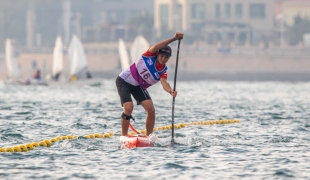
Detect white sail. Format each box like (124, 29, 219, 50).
(5, 39, 20, 79)
(68, 35, 88, 77)
(130, 35, 150, 64)
(52, 36, 63, 77)
(118, 39, 131, 70)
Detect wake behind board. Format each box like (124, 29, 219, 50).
(120, 135, 156, 148)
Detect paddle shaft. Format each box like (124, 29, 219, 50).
(171, 39, 181, 145)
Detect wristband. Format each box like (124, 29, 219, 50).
(172, 37, 177, 41)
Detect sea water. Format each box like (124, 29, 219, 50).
(0, 79, 310, 179)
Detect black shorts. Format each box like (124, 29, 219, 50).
(116, 76, 151, 106)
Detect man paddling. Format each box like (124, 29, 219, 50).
(116, 32, 184, 136)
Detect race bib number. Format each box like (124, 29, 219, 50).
(140, 68, 150, 79)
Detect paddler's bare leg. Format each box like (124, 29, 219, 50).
(122, 102, 133, 136)
(140, 100, 155, 136)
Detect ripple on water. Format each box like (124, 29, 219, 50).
(0, 80, 310, 179)
(274, 168, 295, 178)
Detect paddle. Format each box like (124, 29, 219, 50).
(171, 39, 181, 146)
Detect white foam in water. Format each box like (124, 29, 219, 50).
(147, 133, 157, 143)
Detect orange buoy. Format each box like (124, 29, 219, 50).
(39, 141, 47, 147)
(88, 134, 95, 139)
(5, 147, 14, 153)
(32, 142, 39, 147)
(94, 134, 102, 138)
(56, 136, 62, 140)
(13, 146, 21, 152)
(19, 144, 28, 152)
(43, 139, 51, 147)
(103, 133, 111, 138)
(25, 143, 34, 150)
(50, 138, 58, 143)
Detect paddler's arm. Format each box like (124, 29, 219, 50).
(149, 32, 184, 53)
(160, 78, 177, 97)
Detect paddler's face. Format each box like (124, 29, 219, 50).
(157, 53, 171, 65)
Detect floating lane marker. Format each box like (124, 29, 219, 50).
(13, 146, 21, 152)
(39, 141, 47, 147)
(84, 132, 113, 139)
(50, 138, 57, 143)
(26, 143, 34, 150)
(19, 144, 28, 152)
(32, 142, 39, 147)
(0, 120, 240, 153)
(5, 147, 14, 153)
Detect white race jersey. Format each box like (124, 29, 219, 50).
(119, 55, 167, 90)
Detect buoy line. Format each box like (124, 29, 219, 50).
(0, 119, 240, 153)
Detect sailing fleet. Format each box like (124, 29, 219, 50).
(67, 35, 89, 81)
(130, 35, 150, 65)
(5, 39, 20, 83)
(52, 36, 63, 81)
(118, 35, 150, 70)
(118, 39, 131, 71)
(3, 34, 149, 86)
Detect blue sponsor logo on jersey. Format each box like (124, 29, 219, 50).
(154, 72, 159, 79)
(147, 58, 153, 65)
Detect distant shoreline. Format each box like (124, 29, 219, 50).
(1, 45, 310, 82)
(92, 70, 310, 82)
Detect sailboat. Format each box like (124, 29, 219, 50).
(5, 39, 20, 83)
(52, 36, 63, 81)
(68, 35, 88, 80)
(118, 38, 131, 70)
(67, 35, 101, 86)
(118, 35, 150, 71)
(5, 39, 47, 86)
(130, 35, 150, 64)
